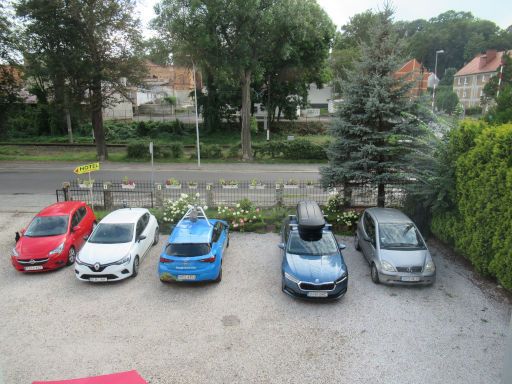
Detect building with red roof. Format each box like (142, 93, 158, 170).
(453, 50, 510, 109)
(395, 59, 435, 97)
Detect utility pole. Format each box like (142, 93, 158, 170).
(432, 49, 444, 112)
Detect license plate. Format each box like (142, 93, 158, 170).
(401, 276, 420, 282)
(307, 291, 328, 298)
(90, 277, 108, 282)
(24, 265, 43, 271)
(177, 275, 196, 281)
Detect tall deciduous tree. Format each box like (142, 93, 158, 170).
(321, 8, 428, 207)
(153, 0, 334, 160)
(16, 0, 144, 160)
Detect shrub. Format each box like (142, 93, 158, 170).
(431, 122, 512, 289)
(199, 143, 223, 159)
(162, 192, 206, 223)
(216, 199, 263, 231)
(126, 143, 148, 159)
(282, 139, 327, 160)
(127, 142, 184, 159)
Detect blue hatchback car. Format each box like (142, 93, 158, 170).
(280, 201, 348, 300)
(159, 207, 229, 283)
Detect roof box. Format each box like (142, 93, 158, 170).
(296, 200, 325, 232)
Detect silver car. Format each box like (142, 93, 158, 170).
(355, 208, 435, 285)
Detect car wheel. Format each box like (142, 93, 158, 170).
(153, 228, 159, 246)
(354, 233, 361, 251)
(214, 265, 222, 283)
(66, 247, 76, 266)
(132, 256, 140, 278)
(371, 263, 380, 284)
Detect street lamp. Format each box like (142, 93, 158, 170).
(186, 55, 201, 167)
(432, 49, 445, 112)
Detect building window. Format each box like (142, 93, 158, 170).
(480, 89, 483, 97)
(464, 77, 468, 85)
(463, 91, 467, 98)
(482, 74, 486, 82)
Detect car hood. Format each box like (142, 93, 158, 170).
(286, 253, 345, 282)
(379, 248, 428, 267)
(16, 234, 66, 259)
(78, 242, 133, 264)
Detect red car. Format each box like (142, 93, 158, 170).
(11, 201, 96, 272)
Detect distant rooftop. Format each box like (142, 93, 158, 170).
(455, 50, 510, 77)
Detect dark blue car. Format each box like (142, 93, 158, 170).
(279, 201, 348, 300)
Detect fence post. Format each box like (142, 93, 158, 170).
(206, 183, 214, 208)
(343, 183, 353, 207)
(103, 182, 113, 211)
(155, 183, 163, 207)
(276, 183, 283, 207)
(62, 183, 70, 201)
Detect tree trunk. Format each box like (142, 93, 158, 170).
(377, 183, 385, 207)
(240, 70, 253, 160)
(90, 81, 108, 161)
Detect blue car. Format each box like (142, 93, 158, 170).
(159, 207, 229, 283)
(279, 201, 348, 300)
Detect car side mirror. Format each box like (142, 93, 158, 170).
(138, 235, 147, 242)
(72, 226, 80, 233)
(278, 243, 285, 250)
(83, 235, 89, 241)
(338, 242, 346, 250)
(15, 231, 21, 243)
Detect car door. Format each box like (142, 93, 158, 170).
(137, 214, 152, 257)
(134, 217, 146, 258)
(70, 208, 87, 250)
(210, 223, 222, 258)
(361, 213, 377, 264)
(217, 222, 228, 254)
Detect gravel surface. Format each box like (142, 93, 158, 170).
(0, 211, 510, 384)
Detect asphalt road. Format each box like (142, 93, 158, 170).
(0, 211, 510, 383)
(0, 161, 322, 211)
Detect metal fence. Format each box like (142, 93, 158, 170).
(57, 179, 408, 210)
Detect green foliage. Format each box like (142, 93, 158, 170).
(199, 144, 223, 159)
(216, 200, 263, 232)
(435, 87, 459, 114)
(465, 106, 483, 116)
(253, 139, 327, 160)
(431, 122, 512, 289)
(127, 142, 184, 159)
(321, 8, 430, 207)
(162, 192, 205, 223)
(163, 96, 177, 106)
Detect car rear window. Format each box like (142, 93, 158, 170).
(165, 243, 211, 257)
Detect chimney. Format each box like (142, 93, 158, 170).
(486, 49, 497, 62)
(479, 53, 487, 69)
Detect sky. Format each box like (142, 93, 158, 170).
(136, 0, 512, 37)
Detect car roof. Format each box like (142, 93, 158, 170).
(100, 208, 148, 224)
(169, 218, 215, 244)
(37, 201, 84, 216)
(366, 208, 412, 223)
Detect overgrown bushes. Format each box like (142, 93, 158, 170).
(431, 121, 512, 289)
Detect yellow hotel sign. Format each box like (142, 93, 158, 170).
(74, 162, 100, 175)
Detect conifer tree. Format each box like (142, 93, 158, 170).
(321, 7, 428, 207)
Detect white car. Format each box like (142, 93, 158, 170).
(75, 208, 159, 282)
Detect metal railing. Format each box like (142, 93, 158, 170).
(57, 179, 409, 210)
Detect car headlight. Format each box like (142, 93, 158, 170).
(336, 272, 348, 284)
(49, 243, 64, 256)
(424, 260, 436, 273)
(11, 248, 19, 257)
(75, 253, 84, 265)
(381, 260, 396, 272)
(284, 272, 300, 284)
(114, 254, 131, 265)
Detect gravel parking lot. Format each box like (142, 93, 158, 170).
(0, 211, 510, 384)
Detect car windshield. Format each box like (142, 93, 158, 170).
(379, 223, 426, 249)
(25, 215, 69, 237)
(165, 243, 211, 257)
(88, 223, 134, 244)
(287, 232, 338, 256)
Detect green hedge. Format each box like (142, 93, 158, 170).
(127, 142, 184, 159)
(431, 122, 512, 289)
(253, 139, 327, 160)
